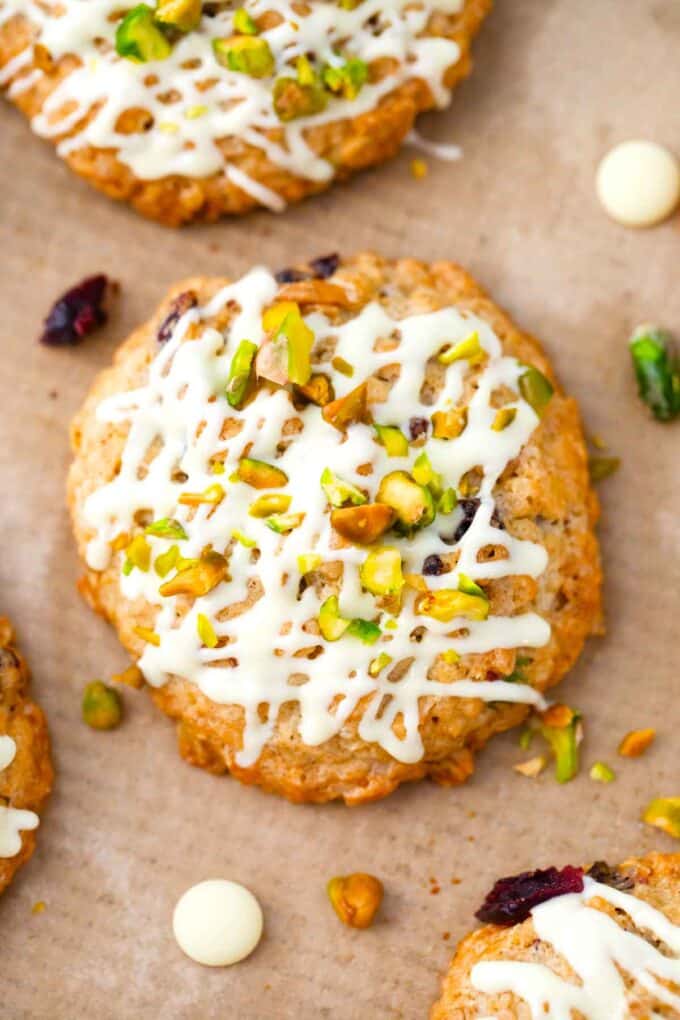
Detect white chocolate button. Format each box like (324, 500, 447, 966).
(173, 879, 263, 967)
(596, 140, 680, 227)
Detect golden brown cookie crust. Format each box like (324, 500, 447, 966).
(0, 0, 491, 225)
(430, 852, 680, 1019)
(68, 252, 602, 805)
(0, 618, 53, 894)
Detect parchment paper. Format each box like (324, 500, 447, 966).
(1, 1, 679, 1017)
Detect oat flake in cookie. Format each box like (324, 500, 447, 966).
(0, 0, 490, 225)
(68, 253, 602, 805)
(0, 618, 53, 893)
(431, 853, 680, 1019)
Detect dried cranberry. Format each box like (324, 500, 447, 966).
(39, 275, 113, 346)
(309, 253, 340, 279)
(423, 554, 445, 576)
(476, 866, 584, 926)
(157, 290, 198, 345)
(586, 861, 634, 891)
(409, 416, 429, 440)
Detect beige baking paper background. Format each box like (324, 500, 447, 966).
(1, 1, 679, 1017)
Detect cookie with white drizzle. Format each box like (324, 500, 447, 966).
(0, 0, 490, 224)
(68, 252, 601, 805)
(431, 853, 680, 1020)
(0, 617, 52, 894)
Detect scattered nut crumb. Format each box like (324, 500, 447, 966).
(442, 931, 451, 941)
(327, 873, 384, 929)
(514, 755, 547, 778)
(618, 728, 656, 758)
(410, 158, 428, 179)
(590, 761, 615, 783)
(31, 901, 46, 915)
(111, 664, 145, 689)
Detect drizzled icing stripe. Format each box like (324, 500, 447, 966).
(81, 266, 551, 766)
(0, 0, 464, 201)
(0, 735, 39, 858)
(471, 877, 680, 1019)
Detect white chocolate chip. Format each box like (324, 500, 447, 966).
(596, 140, 680, 228)
(173, 880, 263, 967)
(0, 735, 16, 772)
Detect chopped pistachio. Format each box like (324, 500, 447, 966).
(438, 488, 457, 514)
(322, 57, 368, 100)
(226, 339, 258, 408)
(518, 365, 554, 417)
(237, 457, 288, 489)
(410, 158, 428, 180)
(442, 649, 460, 665)
(212, 35, 274, 77)
(438, 331, 485, 366)
(123, 534, 151, 574)
(589, 455, 621, 483)
(211, 460, 226, 475)
(431, 408, 467, 439)
(196, 612, 218, 648)
(185, 104, 208, 118)
(590, 761, 615, 783)
(231, 529, 256, 548)
(514, 756, 546, 778)
(249, 492, 291, 516)
(233, 7, 258, 34)
(155, 0, 202, 32)
(346, 618, 381, 644)
(518, 728, 533, 750)
(536, 705, 582, 783)
(376, 470, 435, 531)
(296, 373, 334, 407)
(458, 470, 481, 498)
(374, 424, 409, 457)
(145, 517, 188, 540)
(457, 573, 486, 598)
(154, 544, 179, 577)
(82, 681, 122, 730)
(491, 407, 517, 432)
(322, 381, 369, 431)
(295, 54, 316, 86)
(320, 467, 366, 508)
(265, 511, 305, 533)
(178, 483, 225, 505)
(115, 5, 172, 62)
(272, 75, 327, 121)
(629, 326, 680, 422)
(262, 301, 314, 385)
(412, 451, 442, 495)
(416, 586, 489, 623)
(111, 664, 145, 688)
(360, 546, 404, 596)
(327, 873, 384, 929)
(318, 595, 351, 641)
(368, 652, 393, 677)
(159, 550, 228, 597)
(331, 355, 354, 377)
(133, 625, 161, 646)
(642, 797, 680, 839)
(618, 728, 656, 758)
(297, 553, 322, 574)
(331, 503, 395, 544)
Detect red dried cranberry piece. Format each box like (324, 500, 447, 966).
(157, 290, 198, 345)
(476, 866, 584, 926)
(409, 416, 429, 440)
(40, 275, 113, 346)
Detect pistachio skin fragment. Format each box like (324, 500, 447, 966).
(629, 326, 680, 421)
(155, 0, 202, 33)
(618, 728, 656, 757)
(116, 5, 172, 62)
(346, 619, 381, 644)
(327, 873, 384, 929)
(226, 339, 258, 408)
(82, 681, 123, 731)
(642, 797, 680, 839)
(212, 36, 274, 77)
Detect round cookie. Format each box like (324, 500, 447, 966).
(0, 0, 491, 225)
(431, 852, 680, 1018)
(0, 617, 53, 894)
(68, 252, 602, 805)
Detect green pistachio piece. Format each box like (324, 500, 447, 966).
(233, 7, 258, 34)
(318, 595, 351, 641)
(249, 493, 291, 517)
(322, 57, 368, 100)
(82, 681, 123, 731)
(376, 470, 435, 531)
(412, 451, 443, 496)
(265, 512, 305, 533)
(629, 325, 680, 422)
(238, 457, 288, 489)
(116, 5, 172, 62)
(320, 468, 366, 508)
(438, 331, 485, 366)
(368, 652, 392, 676)
(123, 534, 151, 574)
(491, 407, 517, 432)
(272, 76, 328, 121)
(431, 408, 468, 439)
(155, 0, 202, 32)
(518, 366, 554, 417)
(537, 705, 582, 783)
(145, 517, 188, 540)
(226, 339, 258, 408)
(154, 544, 179, 577)
(457, 573, 486, 598)
(590, 761, 615, 783)
(212, 35, 274, 77)
(262, 301, 314, 385)
(588, 455, 621, 482)
(437, 488, 457, 514)
(197, 612, 218, 647)
(359, 547, 404, 596)
(373, 424, 409, 457)
(415, 585, 489, 623)
(642, 797, 680, 839)
(346, 618, 381, 645)
(297, 553, 322, 574)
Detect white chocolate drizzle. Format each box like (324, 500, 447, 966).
(81, 266, 552, 766)
(471, 876, 680, 1019)
(0, 0, 465, 204)
(0, 734, 39, 858)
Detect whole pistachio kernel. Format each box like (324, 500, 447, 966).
(327, 873, 384, 929)
(155, 0, 202, 33)
(116, 4, 173, 62)
(212, 36, 274, 77)
(519, 365, 554, 417)
(642, 797, 680, 839)
(233, 7, 258, 34)
(82, 681, 123, 731)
